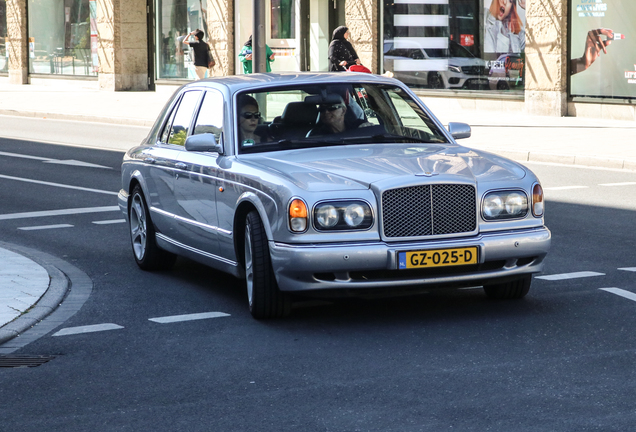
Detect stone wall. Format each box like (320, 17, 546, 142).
(207, 0, 234, 76)
(346, 0, 379, 74)
(6, 0, 28, 84)
(97, 0, 148, 91)
(524, 0, 568, 116)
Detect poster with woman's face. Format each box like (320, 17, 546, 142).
(570, 0, 636, 98)
(483, 0, 527, 55)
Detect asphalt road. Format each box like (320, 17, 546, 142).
(1, 120, 636, 431)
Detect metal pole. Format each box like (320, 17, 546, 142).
(252, 0, 266, 73)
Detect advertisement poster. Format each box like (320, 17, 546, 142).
(570, 0, 636, 98)
(483, 0, 527, 90)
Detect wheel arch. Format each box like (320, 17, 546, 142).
(232, 192, 277, 270)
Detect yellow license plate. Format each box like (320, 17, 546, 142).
(398, 247, 478, 269)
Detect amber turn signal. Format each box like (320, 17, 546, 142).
(532, 184, 544, 217)
(289, 199, 308, 232)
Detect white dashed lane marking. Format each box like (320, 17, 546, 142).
(0, 206, 119, 221)
(0, 174, 117, 195)
(53, 323, 124, 337)
(18, 224, 74, 231)
(618, 267, 636, 272)
(600, 288, 636, 303)
(543, 186, 589, 191)
(149, 312, 230, 323)
(92, 219, 126, 225)
(536, 271, 605, 281)
(599, 182, 636, 187)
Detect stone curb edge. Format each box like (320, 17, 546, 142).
(0, 109, 155, 128)
(483, 149, 636, 172)
(0, 243, 70, 346)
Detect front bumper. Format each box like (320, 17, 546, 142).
(270, 227, 551, 292)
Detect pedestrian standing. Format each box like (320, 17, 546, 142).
(183, 29, 213, 80)
(328, 26, 360, 71)
(238, 35, 275, 74)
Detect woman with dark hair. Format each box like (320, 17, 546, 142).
(237, 94, 263, 146)
(328, 26, 360, 71)
(238, 36, 275, 74)
(183, 28, 213, 80)
(484, 0, 525, 54)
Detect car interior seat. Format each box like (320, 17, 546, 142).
(268, 102, 318, 140)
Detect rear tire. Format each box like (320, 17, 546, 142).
(129, 185, 176, 271)
(428, 72, 443, 89)
(244, 211, 291, 319)
(483, 275, 531, 299)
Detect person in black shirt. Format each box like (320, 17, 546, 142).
(328, 26, 360, 72)
(183, 29, 212, 80)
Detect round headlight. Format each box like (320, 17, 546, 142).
(505, 192, 526, 216)
(344, 204, 366, 227)
(316, 205, 339, 228)
(483, 195, 504, 219)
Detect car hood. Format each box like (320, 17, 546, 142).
(241, 144, 526, 192)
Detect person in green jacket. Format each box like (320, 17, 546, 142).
(239, 35, 275, 73)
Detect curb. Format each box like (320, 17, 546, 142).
(481, 149, 636, 172)
(0, 243, 70, 346)
(0, 109, 155, 128)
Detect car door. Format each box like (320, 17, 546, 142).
(140, 91, 199, 237)
(173, 89, 226, 257)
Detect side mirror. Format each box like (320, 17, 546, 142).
(447, 122, 471, 140)
(185, 133, 224, 154)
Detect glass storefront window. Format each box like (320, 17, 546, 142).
(1, 0, 6, 73)
(27, 0, 98, 76)
(382, 0, 526, 94)
(271, 0, 295, 39)
(156, 0, 209, 80)
(569, 0, 636, 99)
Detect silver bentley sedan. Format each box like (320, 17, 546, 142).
(118, 72, 551, 319)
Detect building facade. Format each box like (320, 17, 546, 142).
(1, 0, 635, 120)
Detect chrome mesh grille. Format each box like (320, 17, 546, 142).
(382, 184, 476, 238)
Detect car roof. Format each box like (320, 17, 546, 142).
(181, 72, 399, 93)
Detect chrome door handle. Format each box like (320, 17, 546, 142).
(144, 157, 156, 164)
(175, 162, 187, 170)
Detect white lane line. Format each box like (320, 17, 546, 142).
(0, 151, 112, 169)
(599, 182, 636, 187)
(618, 267, 636, 272)
(536, 271, 605, 281)
(0, 174, 117, 195)
(18, 224, 74, 231)
(600, 288, 636, 303)
(0, 206, 119, 221)
(52, 323, 124, 336)
(92, 219, 126, 225)
(543, 186, 589, 191)
(148, 312, 231, 324)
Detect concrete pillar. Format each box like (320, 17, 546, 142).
(524, 0, 568, 116)
(207, 0, 234, 76)
(6, 0, 28, 84)
(345, 0, 379, 74)
(97, 0, 148, 91)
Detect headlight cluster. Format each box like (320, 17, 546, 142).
(482, 190, 528, 221)
(288, 199, 373, 232)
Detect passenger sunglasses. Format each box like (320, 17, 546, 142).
(241, 111, 261, 119)
(319, 104, 344, 112)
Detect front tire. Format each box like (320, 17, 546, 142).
(483, 275, 532, 299)
(129, 185, 176, 271)
(244, 211, 291, 319)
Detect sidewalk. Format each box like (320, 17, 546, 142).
(1, 77, 635, 170)
(1, 76, 635, 345)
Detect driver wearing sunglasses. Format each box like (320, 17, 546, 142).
(238, 95, 263, 146)
(307, 94, 372, 136)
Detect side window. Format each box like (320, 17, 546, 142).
(193, 90, 224, 146)
(166, 90, 201, 146)
(159, 101, 179, 144)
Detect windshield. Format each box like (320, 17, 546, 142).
(235, 83, 448, 154)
